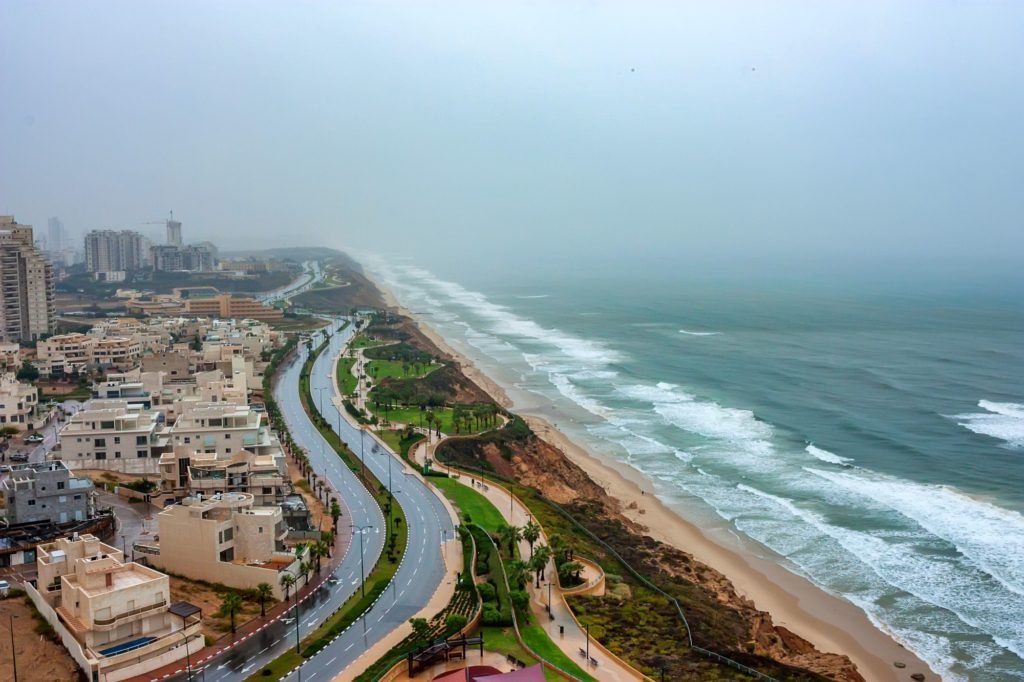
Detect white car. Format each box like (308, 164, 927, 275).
(0, 580, 11, 595)
(25, 434, 44, 443)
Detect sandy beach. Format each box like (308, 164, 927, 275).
(373, 278, 937, 682)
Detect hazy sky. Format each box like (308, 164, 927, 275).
(1, 1, 1021, 277)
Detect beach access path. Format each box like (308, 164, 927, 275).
(412, 440, 648, 682)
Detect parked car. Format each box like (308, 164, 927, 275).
(25, 433, 44, 443)
(0, 580, 11, 595)
(9, 453, 29, 462)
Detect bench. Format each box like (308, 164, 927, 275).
(590, 657, 599, 667)
(578, 648, 587, 659)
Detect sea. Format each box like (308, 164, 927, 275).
(367, 257, 1023, 681)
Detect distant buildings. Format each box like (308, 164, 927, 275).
(184, 293, 283, 320)
(48, 217, 68, 252)
(30, 534, 203, 682)
(37, 332, 143, 374)
(0, 216, 56, 342)
(56, 400, 171, 475)
(1, 461, 94, 525)
(166, 218, 182, 247)
(84, 229, 150, 275)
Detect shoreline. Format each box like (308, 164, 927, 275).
(371, 275, 937, 682)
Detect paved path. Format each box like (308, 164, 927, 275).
(412, 444, 645, 682)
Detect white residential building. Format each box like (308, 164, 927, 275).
(30, 534, 203, 682)
(0, 371, 41, 431)
(55, 400, 171, 475)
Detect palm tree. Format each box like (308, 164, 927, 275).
(496, 524, 522, 558)
(506, 559, 529, 591)
(530, 544, 551, 587)
(330, 498, 342, 532)
(309, 542, 323, 573)
(294, 542, 307, 563)
(220, 591, 243, 634)
(300, 559, 312, 586)
(255, 582, 273, 617)
(321, 530, 334, 557)
(280, 573, 296, 602)
(548, 533, 567, 564)
(522, 520, 541, 558)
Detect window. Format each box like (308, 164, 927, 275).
(115, 452, 121, 458)
(100, 421, 114, 429)
(258, 526, 263, 533)
(96, 452, 106, 460)
(184, 437, 191, 444)
(137, 450, 147, 458)
(74, 495, 82, 500)
(59, 496, 67, 503)
(114, 437, 120, 445)
(94, 438, 106, 447)
(57, 482, 65, 490)
(136, 435, 147, 445)
(28, 500, 35, 506)
(225, 433, 231, 439)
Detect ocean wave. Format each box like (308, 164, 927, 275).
(806, 444, 853, 465)
(679, 329, 721, 336)
(953, 400, 1024, 448)
(516, 294, 549, 299)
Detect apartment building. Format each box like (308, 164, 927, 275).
(84, 229, 149, 273)
(31, 534, 202, 682)
(1, 461, 93, 524)
(184, 293, 283, 321)
(0, 216, 55, 342)
(157, 446, 288, 505)
(0, 371, 41, 431)
(141, 349, 191, 378)
(143, 492, 297, 599)
(37, 332, 142, 373)
(56, 400, 171, 475)
(170, 402, 277, 457)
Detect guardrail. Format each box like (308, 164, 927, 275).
(93, 599, 168, 626)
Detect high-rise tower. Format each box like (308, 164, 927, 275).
(0, 216, 55, 342)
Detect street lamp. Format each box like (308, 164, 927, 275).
(585, 623, 590, 661)
(314, 386, 327, 415)
(350, 524, 374, 598)
(8, 613, 18, 682)
(359, 428, 366, 476)
(545, 581, 552, 613)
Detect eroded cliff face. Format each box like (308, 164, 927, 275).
(452, 430, 865, 682)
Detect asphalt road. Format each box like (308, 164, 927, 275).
(258, 260, 321, 305)
(277, 322, 454, 680)
(163, 320, 452, 682)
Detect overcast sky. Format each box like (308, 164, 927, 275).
(1, 1, 1021, 278)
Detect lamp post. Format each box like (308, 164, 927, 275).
(585, 623, 590, 661)
(8, 613, 18, 682)
(546, 581, 552, 613)
(176, 615, 192, 681)
(351, 524, 373, 598)
(314, 386, 328, 416)
(359, 428, 366, 475)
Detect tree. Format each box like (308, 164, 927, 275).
(280, 573, 296, 602)
(220, 591, 243, 634)
(255, 582, 273, 617)
(496, 524, 521, 557)
(16, 361, 39, 382)
(505, 559, 529, 591)
(548, 534, 567, 564)
(522, 520, 541, 558)
(321, 530, 334, 557)
(558, 561, 585, 586)
(530, 544, 551, 588)
(330, 498, 342, 532)
(445, 614, 468, 635)
(410, 617, 432, 645)
(300, 559, 312, 586)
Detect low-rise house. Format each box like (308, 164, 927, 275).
(29, 534, 202, 682)
(37, 332, 142, 373)
(0, 371, 40, 431)
(140, 492, 298, 599)
(1, 460, 93, 524)
(170, 402, 278, 457)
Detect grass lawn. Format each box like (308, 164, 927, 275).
(479, 627, 561, 682)
(521, 624, 598, 682)
(375, 405, 488, 436)
(269, 316, 330, 332)
(337, 356, 358, 395)
(377, 429, 426, 465)
(432, 477, 507, 533)
(366, 358, 440, 380)
(350, 333, 390, 349)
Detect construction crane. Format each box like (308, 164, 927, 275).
(142, 210, 174, 226)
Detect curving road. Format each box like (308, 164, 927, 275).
(162, 320, 452, 681)
(281, 321, 454, 680)
(258, 260, 322, 305)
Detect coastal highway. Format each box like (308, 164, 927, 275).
(258, 260, 322, 305)
(278, 321, 454, 680)
(159, 321, 385, 682)
(162, 321, 453, 681)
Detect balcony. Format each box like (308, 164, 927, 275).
(92, 598, 168, 628)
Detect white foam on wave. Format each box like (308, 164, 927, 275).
(679, 329, 721, 336)
(407, 270, 623, 370)
(954, 400, 1024, 448)
(807, 467, 1024, 599)
(516, 294, 549, 299)
(549, 373, 613, 419)
(806, 444, 853, 465)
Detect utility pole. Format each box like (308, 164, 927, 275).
(9, 614, 17, 682)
